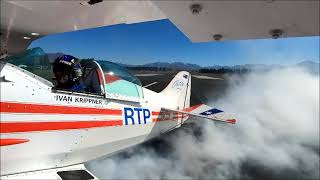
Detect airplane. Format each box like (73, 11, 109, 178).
(0, 0, 319, 179)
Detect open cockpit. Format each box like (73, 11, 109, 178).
(3, 47, 144, 102)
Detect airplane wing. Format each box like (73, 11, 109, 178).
(1, 0, 319, 54)
(163, 104, 236, 124)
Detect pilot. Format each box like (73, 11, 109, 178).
(53, 55, 85, 92)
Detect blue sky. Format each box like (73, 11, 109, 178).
(30, 19, 319, 66)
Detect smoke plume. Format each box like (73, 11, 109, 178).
(87, 67, 319, 180)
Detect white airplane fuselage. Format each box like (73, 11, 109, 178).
(0, 62, 191, 175)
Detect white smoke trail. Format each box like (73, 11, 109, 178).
(87, 67, 319, 179)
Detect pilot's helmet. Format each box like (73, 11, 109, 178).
(53, 55, 82, 83)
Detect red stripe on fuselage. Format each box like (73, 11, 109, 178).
(152, 112, 160, 115)
(183, 104, 203, 112)
(151, 104, 203, 116)
(0, 138, 29, 146)
(0, 102, 122, 115)
(0, 120, 123, 133)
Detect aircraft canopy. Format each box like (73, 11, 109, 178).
(4, 47, 144, 102)
(96, 60, 144, 102)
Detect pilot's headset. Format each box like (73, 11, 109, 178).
(53, 55, 82, 82)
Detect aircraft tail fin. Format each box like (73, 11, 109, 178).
(160, 71, 191, 110)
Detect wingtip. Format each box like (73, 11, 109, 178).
(226, 119, 236, 124)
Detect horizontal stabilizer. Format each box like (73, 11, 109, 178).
(163, 104, 236, 124)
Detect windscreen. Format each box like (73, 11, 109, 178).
(4, 47, 53, 82)
(97, 60, 144, 100)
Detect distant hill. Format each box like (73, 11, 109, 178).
(200, 61, 319, 74)
(295, 60, 319, 74)
(140, 62, 202, 71)
(206, 64, 285, 71)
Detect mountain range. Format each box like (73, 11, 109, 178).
(138, 62, 201, 71)
(46, 53, 319, 74)
(130, 60, 319, 73)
